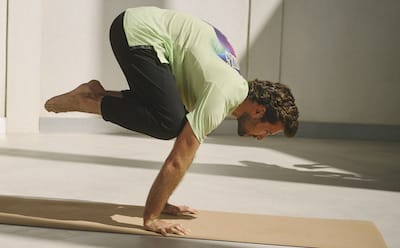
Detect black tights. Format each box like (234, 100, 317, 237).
(101, 12, 187, 140)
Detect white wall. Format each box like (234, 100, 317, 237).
(40, 0, 167, 119)
(6, 0, 42, 133)
(40, 0, 249, 119)
(281, 0, 400, 125)
(40, 0, 132, 119)
(0, 0, 6, 124)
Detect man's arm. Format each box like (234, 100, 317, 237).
(143, 122, 200, 236)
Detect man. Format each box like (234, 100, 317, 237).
(45, 7, 299, 236)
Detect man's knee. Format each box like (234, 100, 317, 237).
(157, 118, 187, 140)
(157, 130, 178, 140)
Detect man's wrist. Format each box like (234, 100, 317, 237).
(143, 217, 155, 228)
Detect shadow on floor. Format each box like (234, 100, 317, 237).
(205, 136, 400, 192)
(0, 145, 399, 192)
(0, 195, 144, 230)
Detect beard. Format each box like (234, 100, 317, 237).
(237, 113, 251, 136)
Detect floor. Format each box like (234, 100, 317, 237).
(0, 133, 399, 248)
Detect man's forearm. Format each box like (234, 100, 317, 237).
(143, 156, 191, 224)
(142, 123, 200, 228)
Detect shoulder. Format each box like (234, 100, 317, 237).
(210, 72, 249, 108)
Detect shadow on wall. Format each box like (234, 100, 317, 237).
(241, 0, 283, 81)
(0, 146, 399, 192)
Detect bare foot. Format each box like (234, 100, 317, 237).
(86, 80, 106, 95)
(68, 80, 105, 96)
(45, 80, 105, 113)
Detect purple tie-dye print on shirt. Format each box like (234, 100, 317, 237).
(211, 26, 241, 73)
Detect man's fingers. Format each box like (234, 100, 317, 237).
(171, 227, 185, 235)
(162, 203, 200, 217)
(178, 205, 199, 216)
(160, 228, 168, 236)
(145, 219, 190, 236)
(186, 207, 199, 214)
(171, 224, 190, 235)
(161, 224, 189, 236)
(177, 224, 191, 235)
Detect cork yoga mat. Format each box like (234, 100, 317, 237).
(0, 195, 387, 248)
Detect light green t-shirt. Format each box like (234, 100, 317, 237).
(123, 7, 248, 143)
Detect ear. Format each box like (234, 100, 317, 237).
(251, 104, 266, 119)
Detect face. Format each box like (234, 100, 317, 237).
(237, 112, 284, 140)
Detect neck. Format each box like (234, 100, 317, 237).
(232, 99, 250, 118)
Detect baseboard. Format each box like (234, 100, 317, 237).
(39, 117, 400, 141)
(217, 120, 400, 141)
(298, 121, 400, 141)
(39, 117, 131, 134)
(39, 117, 235, 136)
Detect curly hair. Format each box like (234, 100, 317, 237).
(247, 79, 299, 137)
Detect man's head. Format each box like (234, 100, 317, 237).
(237, 79, 299, 139)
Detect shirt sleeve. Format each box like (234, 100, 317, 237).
(186, 84, 228, 143)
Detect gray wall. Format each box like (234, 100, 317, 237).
(281, 0, 400, 125)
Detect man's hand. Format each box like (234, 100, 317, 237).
(144, 218, 190, 236)
(162, 202, 199, 217)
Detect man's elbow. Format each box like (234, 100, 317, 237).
(164, 157, 188, 173)
(165, 157, 182, 169)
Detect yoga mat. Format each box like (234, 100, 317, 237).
(0, 195, 386, 248)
